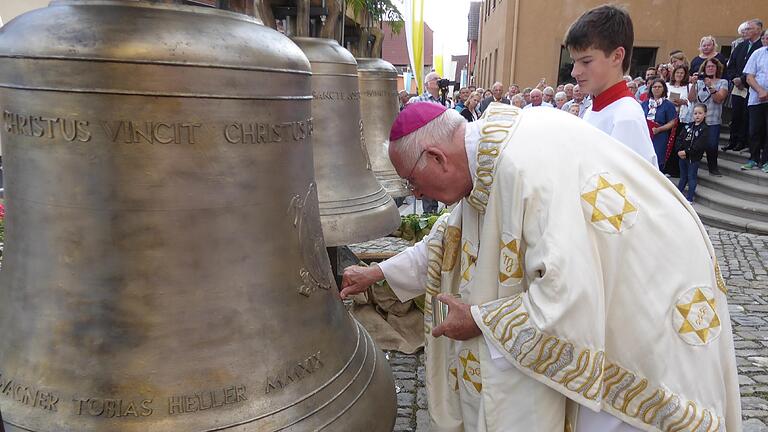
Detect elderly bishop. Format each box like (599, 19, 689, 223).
(341, 102, 741, 432)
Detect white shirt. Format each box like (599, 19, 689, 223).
(744, 46, 768, 106)
(523, 101, 554, 109)
(562, 98, 592, 117)
(583, 97, 658, 166)
(379, 117, 642, 432)
(667, 83, 691, 121)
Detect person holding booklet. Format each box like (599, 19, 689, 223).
(666, 65, 693, 177)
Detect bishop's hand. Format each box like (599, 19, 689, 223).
(431, 294, 482, 341)
(340, 264, 384, 299)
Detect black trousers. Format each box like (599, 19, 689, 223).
(730, 94, 749, 148)
(664, 121, 685, 177)
(748, 103, 768, 165)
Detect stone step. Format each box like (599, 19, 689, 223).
(692, 202, 768, 235)
(700, 157, 768, 186)
(718, 148, 751, 164)
(695, 185, 768, 223)
(697, 170, 768, 205)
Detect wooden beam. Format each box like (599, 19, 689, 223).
(296, 0, 310, 37)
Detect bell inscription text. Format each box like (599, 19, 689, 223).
(0, 372, 59, 413)
(73, 398, 153, 418)
(1, 110, 314, 146)
(3, 111, 91, 142)
(265, 352, 323, 394)
(168, 385, 247, 416)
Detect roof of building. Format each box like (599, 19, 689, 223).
(452, 55, 468, 84)
(382, 21, 434, 68)
(468, 1, 481, 41)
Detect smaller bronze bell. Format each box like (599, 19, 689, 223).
(357, 57, 409, 199)
(292, 37, 401, 247)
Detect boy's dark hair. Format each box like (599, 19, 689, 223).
(564, 4, 634, 72)
(694, 103, 708, 113)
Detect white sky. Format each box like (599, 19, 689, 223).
(394, 0, 473, 57)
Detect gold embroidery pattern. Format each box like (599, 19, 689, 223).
(478, 295, 726, 432)
(424, 220, 447, 335)
(714, 262, 727, 295)
(467, 104, 521, 214)
(580, 173, 638, 234)
(459, 349, 482, 393)
(442, 226, 462, 272)
(460, 240, 477, 284)
(672, 287, 721, 346)
(499, 236, 524, 285)
(448, 359, 459, 392)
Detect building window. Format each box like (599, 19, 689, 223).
(488, 51, 493, 85)
(481, 57, 486, 88)
(493, 48, 498, 84)
(629, 47, 658, 79)
(557, 46, 576, 85)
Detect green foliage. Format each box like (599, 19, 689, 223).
(346, 0, 404, 33)
(392, 210, 449, 242)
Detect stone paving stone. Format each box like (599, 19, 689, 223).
(744, 418, 768, 432)
(387, 227, 768, 429)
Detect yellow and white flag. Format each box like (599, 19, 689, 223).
(403, 0, 425, 94)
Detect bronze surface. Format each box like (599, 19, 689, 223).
(292, 38, 400, 247)
(0, 2, 395, 431)
(356, 58, 409, 199)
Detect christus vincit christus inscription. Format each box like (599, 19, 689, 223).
(2, 110, 313, 145)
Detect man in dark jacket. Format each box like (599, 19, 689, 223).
(725, 19, 763, 151)
(478, 82, 510, 112)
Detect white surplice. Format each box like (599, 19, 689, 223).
(583, 96, 658, 167)
(380, 103, 741, 431)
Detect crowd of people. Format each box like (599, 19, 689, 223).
(398, 17, 768, 205)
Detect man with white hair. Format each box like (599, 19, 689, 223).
(727, 19, 763, 81)
(523, 88, 553, 109)
(340, 101, 741, 431)
(510, 94, 525, 108)
(478, 81, 510, 112)
(733, 21, 749, 49)
(553, 91, 568, 109)
(542, 86, 555, 104)
(409, 71, 451, 108)
(563, 83, 574, 101)
(728, 19, 764, 160)
(562, 84, 592, 117)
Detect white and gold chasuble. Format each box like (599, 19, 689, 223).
(419, 103, 740, 432)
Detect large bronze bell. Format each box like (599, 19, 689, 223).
(356, 58, 409, 199)
(291, 38, 400, 247)
(0, 2, 395, 431)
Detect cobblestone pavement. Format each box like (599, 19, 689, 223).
(387, 227, 768, 431)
